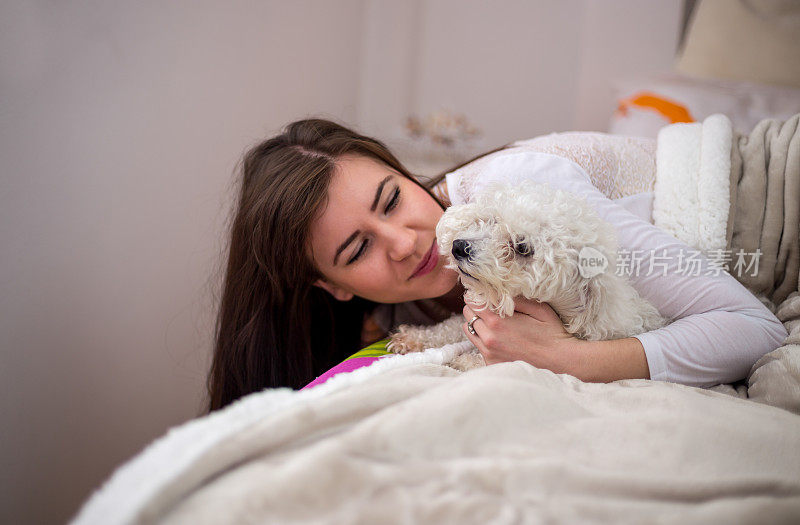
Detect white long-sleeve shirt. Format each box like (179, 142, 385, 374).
(445, 149, 788, 387)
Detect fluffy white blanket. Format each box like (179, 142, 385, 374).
(653, 114, 733, 253)
(73, 341, 800, 524)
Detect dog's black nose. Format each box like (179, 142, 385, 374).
(452, 239, 472, 260)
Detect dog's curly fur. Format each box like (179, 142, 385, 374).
(388, 181, 667, 371)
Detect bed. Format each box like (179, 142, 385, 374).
(72, 112, 800, 523)
(73, 2, 800, 521)
(72, 108, 800, 525)
(72, 92, 800, 525)
(71, 148, 800, 523)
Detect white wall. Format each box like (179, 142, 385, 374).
(359, 0, 682, 149)
(573, 0, 684, 131)
(414, 0, 586, 146)
(0, 1, 681, 523)
(0, 1, 364, 523)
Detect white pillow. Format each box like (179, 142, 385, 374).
(608, 73, 800, 139)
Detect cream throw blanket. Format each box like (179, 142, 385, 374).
(72, 342, 800, 525)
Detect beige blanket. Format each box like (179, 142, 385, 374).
(729, 114, 800, 317)
(72, 341, 800, 525)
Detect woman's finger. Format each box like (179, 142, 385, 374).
(463, 306, 482, 336)
(513, 297, 559, 322)
(464, 298, 501, 324)
(462, 318, 493, 363)
(461, 305, 493, 361)
(463, 303, 499, 327)
(463, 304, 475, 320)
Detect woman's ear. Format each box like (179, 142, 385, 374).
(313, 279, 354, 301)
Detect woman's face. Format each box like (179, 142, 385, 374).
(309, 155, 458, 303)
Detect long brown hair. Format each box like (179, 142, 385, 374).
(207, 119, 451, 411)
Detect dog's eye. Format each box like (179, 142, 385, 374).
(514, 242, 533, 256)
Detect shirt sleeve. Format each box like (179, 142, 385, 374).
(464, 150, 788, 387)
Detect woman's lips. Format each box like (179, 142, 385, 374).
(410, 240, 439, 279)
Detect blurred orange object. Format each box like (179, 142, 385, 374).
(616, 92, 695, 124)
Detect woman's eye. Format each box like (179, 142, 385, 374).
(384, 187, 400, 213)
(347, 239, 369, 265)
(346, 187, 398, 265)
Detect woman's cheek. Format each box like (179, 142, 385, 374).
(361, 262, 387, 291)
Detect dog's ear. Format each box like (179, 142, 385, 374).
(576, 270, 621, 340)
(581, 269, 607, 305)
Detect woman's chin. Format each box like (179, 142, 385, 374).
(424, 265, 460, 298)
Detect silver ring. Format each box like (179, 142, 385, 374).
(467, 315, 480, 336)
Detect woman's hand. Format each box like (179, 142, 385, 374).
(462, 297, 581, 376)
(462, 297, 651, 382)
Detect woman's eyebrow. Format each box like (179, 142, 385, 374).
(333, 230, 360, 266)
(370, 175, 393, 211)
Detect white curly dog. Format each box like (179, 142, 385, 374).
(387, 180, 667, 371)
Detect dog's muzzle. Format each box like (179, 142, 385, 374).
(451, 239, 472, 261)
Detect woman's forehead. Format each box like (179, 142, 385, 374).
(333, 154, 395, 185)
(324, 156, 401, 214)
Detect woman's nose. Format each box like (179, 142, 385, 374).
(385, 224, 417, 261)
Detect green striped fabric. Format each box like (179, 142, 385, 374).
(344, 339, 390, 360)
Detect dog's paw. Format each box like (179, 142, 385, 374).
(447, 351, 486, 372)
(386, 326, 425, 355)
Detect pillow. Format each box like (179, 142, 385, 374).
(301, 340, 391, 390)
(609, 73, 800, 138)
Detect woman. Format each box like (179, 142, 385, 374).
(207, 118, 787, 411)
